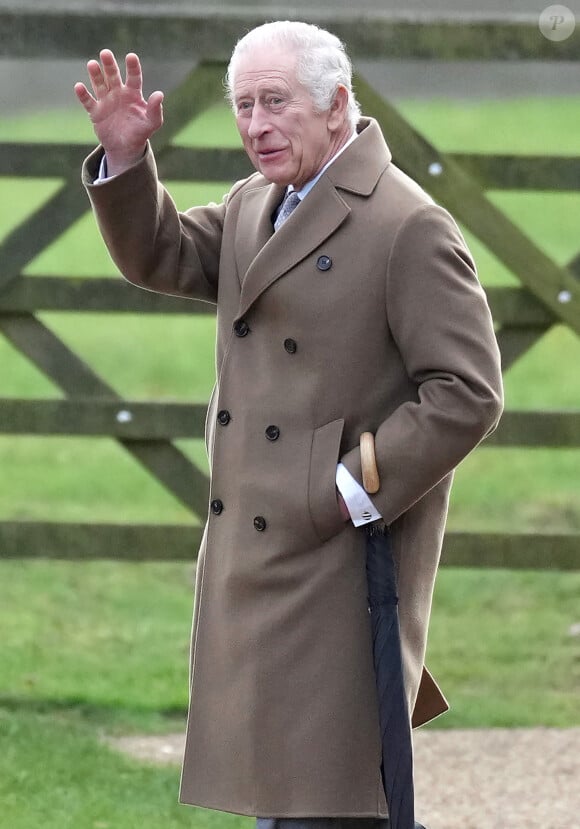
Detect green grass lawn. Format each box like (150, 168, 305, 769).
(0, 710, 252, 829)
(1, 95, 580, 829)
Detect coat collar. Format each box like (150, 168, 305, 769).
(324, 117, 392, 195)
(234, 118, 391, 319)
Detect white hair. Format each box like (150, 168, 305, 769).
(225, 21, 361, 130)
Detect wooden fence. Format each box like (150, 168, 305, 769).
(1, 7, 579, 568)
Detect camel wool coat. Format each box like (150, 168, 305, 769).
(83, 117, 503, 818)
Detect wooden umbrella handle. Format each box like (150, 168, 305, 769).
(360, 431, 380, 494)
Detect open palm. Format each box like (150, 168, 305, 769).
(75, 49, 163, 175)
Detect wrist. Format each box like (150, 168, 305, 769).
(104, 146, 146, 177)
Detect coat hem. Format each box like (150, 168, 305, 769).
(178, 796, 388, 819)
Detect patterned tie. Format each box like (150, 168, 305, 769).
(274, 190, 301, 231)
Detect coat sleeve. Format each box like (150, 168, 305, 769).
(340, 203, 504, 527)
(82, 143, 238, 303)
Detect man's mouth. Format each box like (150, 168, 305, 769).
(257, 148, 286, 160)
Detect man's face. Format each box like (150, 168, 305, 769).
(233, 46, 345, 190)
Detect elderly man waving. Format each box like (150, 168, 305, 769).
(76, 20, 503, 829)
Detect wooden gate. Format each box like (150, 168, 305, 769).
(0, 7, 579, 568)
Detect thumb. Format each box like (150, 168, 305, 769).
(147, 90, 164, 131)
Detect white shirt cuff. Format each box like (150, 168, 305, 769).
(336, 462, 382, 527)
(94, 154, 110, 184)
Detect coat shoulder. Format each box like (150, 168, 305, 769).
(226, 171, 271, 205)
(376, 161, 435, 220)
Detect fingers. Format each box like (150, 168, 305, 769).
(83, 49, 142, 99)
(124, 52, 143, 91)
(87, 57, 108, 100)
(74, 82, 96, 113)
(100, 48, 123, 89)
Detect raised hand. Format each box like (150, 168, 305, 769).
(74, 49, 164, 176)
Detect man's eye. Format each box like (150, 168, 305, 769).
(237, 101, 253, 113)
(267, 97, 284, 108)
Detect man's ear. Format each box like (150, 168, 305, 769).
(328, 84, 349, 129)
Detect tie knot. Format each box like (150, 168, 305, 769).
(274, 190, 301, 231)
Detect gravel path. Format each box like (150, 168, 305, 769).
(107, 727, 580, 828)
(413, 727, 580, 828)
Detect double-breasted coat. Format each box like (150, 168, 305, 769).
(83, 117, 503, 818)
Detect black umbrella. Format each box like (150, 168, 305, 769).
(361, 433, 424, 829)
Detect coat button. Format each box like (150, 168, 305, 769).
(284, 338, 297, 354)
(211, 499, 224, 515)
(265, 425, 280, 441)
(316, 255, 332, 271)
(234, 319, 250, 337)
(217, 410, 231, 426)
(253, 516, 267, 532)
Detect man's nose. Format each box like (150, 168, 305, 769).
(247, 103, 271, 139)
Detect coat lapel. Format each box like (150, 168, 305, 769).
(237, 177, 351, 319)
(234, 181, 284, 289)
